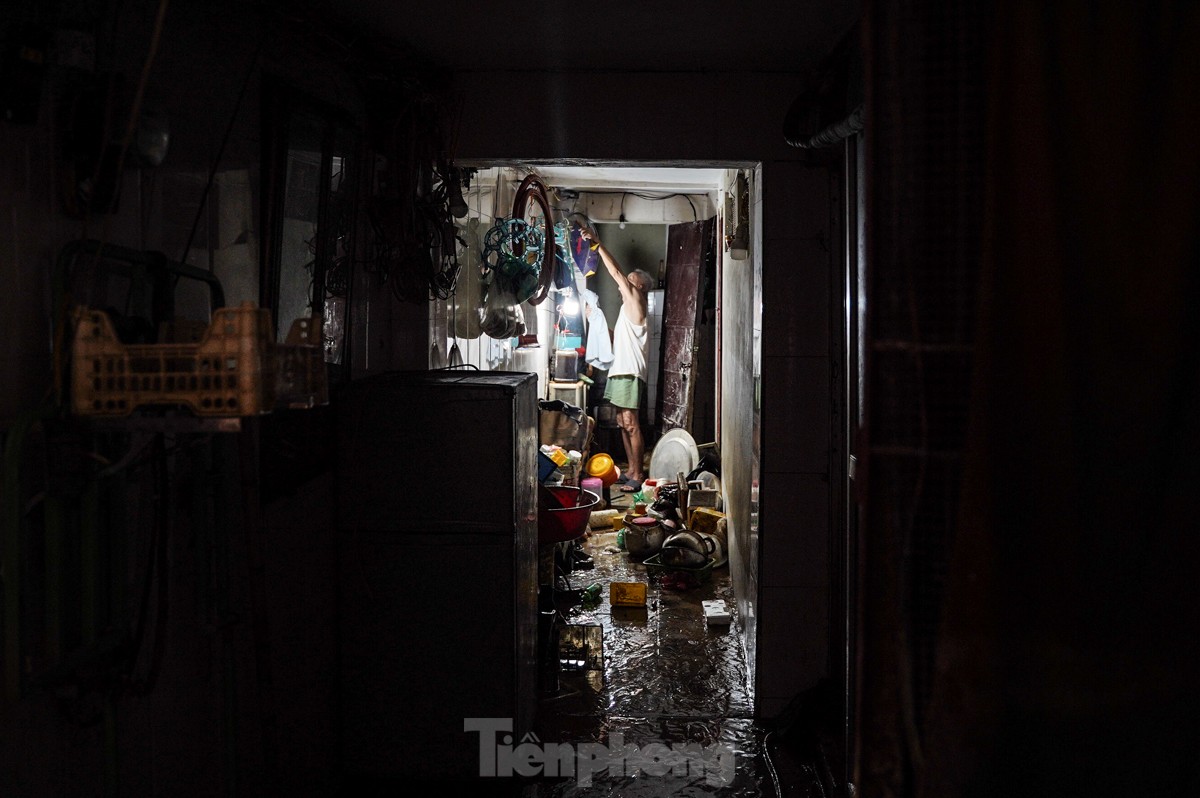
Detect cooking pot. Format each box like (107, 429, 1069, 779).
(623, 515, 665, 561)
(661, 528, 715, 557)
(658, 545, 708, 568)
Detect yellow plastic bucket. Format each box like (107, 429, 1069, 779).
(586, 453, 619, 486)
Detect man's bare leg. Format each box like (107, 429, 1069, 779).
(618, 408, 645, 481)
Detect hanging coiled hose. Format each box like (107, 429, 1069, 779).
(509, 174, 557, 306)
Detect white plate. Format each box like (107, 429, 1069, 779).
(649, 428, 700, 480)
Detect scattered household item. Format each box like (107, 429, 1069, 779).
(622, 515, 665, 561)
(609, 582, 648, 607)
(589, 508, 621, 529)
(686, 488, 721, 516)
(642, 552, 716, 585)
(689, 469, 721, 492)
(558, 623, 604, 673)
(580, 582, 602, 607)
(538, 485, 601, 545)
(580, 477, 604, 505)
(697, 530, 727, 568)
(658, 544, 708, 569)
(553, 348, 580, 381)
(538, 451, 558, 483)
(649, 428, 700, 480)
(586, 453, 620, 486)
(689, 508, 726, 539)
(649, 481, 684, 522)
(703, 599, 732, 626)
(660, 528, 716, 568)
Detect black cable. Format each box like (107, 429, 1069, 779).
(180, 26, 268, 268)
(126, 433, 170, 696)
(574, 189, 701, 221)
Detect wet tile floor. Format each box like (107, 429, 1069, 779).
(528, 520, 771, 797)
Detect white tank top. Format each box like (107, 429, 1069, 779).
(609, 304, 649, 379)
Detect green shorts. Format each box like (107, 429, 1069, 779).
(604, 375, 644, 410)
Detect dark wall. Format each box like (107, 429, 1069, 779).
(857, 2, 1200, 796)
(0, 3, 366, 793)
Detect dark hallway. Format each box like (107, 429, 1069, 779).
(2, 1, 1199, 796)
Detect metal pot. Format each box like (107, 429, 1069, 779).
(658, 545, 708, 568)
(623, 517, 665, 561)
(661, 529, 715, 557)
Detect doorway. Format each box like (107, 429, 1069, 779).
(427, 163, 763, 731)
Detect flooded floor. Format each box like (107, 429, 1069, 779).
(529, 511, 768, 797)
(537, 523, 758, 796)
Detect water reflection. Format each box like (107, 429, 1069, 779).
(536, 531, 767, 796)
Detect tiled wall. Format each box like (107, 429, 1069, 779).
(756, 160, 837, 717)
(719, 167, 759, 687)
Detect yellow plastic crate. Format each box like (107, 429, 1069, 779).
(70, 302, 327, 417)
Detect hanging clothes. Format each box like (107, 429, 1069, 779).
(579, 288, 614, 370)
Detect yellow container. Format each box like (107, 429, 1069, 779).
(689, 507, 726, 538)
(610, 582, 647, 607)
(586, 453, 619, 486)
(71, 303, 326, 417)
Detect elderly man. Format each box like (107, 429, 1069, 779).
(580, 227, 654, 492)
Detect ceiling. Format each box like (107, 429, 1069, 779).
(487, 165, 728, 193)
(327, 0, 859, 74)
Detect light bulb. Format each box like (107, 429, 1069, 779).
(563, 298, 580, 315)
(618, 213, 626, 230)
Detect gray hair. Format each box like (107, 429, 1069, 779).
(630, 269, 655, 293)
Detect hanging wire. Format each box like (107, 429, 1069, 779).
(574, 188, 700, 222)
(54, 0, 170, 408)
(180, 25, 268, 268)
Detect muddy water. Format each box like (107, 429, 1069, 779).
(535, 530, 770, 796)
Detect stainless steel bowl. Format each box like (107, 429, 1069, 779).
(658, 545, 708, 568)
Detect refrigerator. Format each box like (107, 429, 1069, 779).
(334, 370, 538, 781)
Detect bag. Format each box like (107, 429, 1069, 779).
(479, 276, 525, 339)
(452, 217, 484, 339)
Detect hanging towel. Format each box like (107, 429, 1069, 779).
(580, 288, 614, 370)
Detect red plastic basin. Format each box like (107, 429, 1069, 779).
(538, 485, 602, 544)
